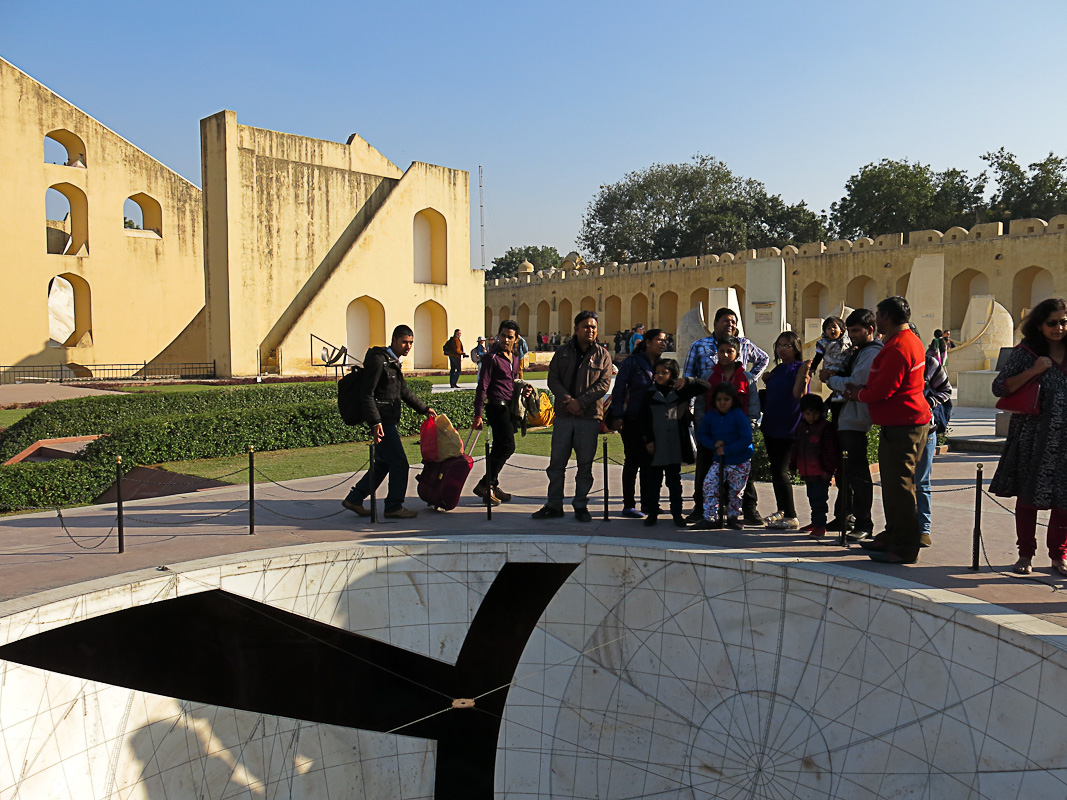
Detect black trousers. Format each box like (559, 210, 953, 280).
(764, 436, 796, 518)
(837, 429, 873, 532)
(485, 402, 515, 486)
(641, 463, 683, 517)
(620, 422, 649, 509)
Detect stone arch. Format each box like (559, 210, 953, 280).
(485, 307, 494, 336)
(631, 293, 648, 329)
(346, 296, 386, 361)
(413, 208, 447, 284)
(801, 281, 829, 322)
(537, 300, 551, 334)
(659, 291, 678, 334)
(730, 284, 746, 315)
(46, 183, 88, 255)
(516, 303, 531, 341)
(949, 269, 990, 330)
(44, 129, 86, 167)
(580, 295, 596, 313)
(896, 272, 911, 297)
(604, 295, 622, 334)
(124, 193, 163, 237)
(558, 298, 573, 331)
(1013, 266, 1056, 322)
(498, 306, 510, 328)
(413, 299, 447, 368)
(690, 287, 709, 311)
(47, 273, 91, 347)
(846, 276, 877, 312)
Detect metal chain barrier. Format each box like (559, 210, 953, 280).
(253, 461, 369, 494)
(252, 501, 349, 521)
(56, 508, 117, 550)
(124, 501, 249, 526)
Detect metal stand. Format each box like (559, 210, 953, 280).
(485, 437, 493, 521)
(839, 449, 851, 548)
(369, 442, 378, 523)
(248, 447, 255, 535)
(602, 438, 610, 522)
(718, 454, 727, 529)
(115, 456, 125, 554)
(971, 463, 983, 571)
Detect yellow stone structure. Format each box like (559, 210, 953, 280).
(0, 58, 481, 378)
(485, 224, 1067, 356)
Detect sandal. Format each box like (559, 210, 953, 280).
(1052, 560, 1067, 577)
(1012, 558, 1032, 575)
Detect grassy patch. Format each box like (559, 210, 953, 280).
(0, 408, 33, 429)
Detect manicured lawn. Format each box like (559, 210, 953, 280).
(154, 427, 563, 484)
(0, 408, 33, 428)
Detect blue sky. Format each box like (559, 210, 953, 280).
(5, 0, 1066, 268)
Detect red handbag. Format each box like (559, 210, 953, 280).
(996, 379, 1041, 414)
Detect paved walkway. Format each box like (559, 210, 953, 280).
(1, 428, 1061, 631)
(0, 383, 121, 405)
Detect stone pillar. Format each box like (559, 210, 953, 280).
(906, 254, 945, 341)
(707, 287, 745, 338)
(744, 258, 788, 359)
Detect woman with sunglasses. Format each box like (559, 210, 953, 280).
(989, 298, 1067, 575)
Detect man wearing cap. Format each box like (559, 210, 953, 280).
(533, 310, 613, 522)
(471, 335, 488, 382)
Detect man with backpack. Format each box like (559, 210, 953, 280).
(342, 325, 435, 520)
(443, 329, 465, 388)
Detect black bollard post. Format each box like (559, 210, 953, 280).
(115, 456, 125, 554)
(485, 437, 493, 521)
(972, 462, 983, 572)
(839, 449, 851, 548)
(602, 438, 609, 522)
(248, 446, 255, 535)
(369, 442, 378, 524)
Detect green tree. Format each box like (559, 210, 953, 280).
(830, 159, 986, 239)
(578, 155, 823, 262)
(487, 245, 563, 278)
(982, 148, 1067, 223)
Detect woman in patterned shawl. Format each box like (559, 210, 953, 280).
(989, 298, 1067, 575)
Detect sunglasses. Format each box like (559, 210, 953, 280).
(1044, 318, 1067, 328)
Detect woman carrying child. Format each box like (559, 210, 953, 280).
(638, 358, 710, 527)
(761, 331, 808, 529)
(694, 382, 754, 530)
(790, 393, 841, 537)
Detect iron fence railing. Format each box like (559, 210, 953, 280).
(0, 361, 216, 384)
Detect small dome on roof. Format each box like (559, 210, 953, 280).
(519, 259, 535, 273)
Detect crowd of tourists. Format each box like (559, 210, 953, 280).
(340, 294, 1067, 571)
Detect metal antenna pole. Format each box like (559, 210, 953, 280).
(478, 165, 486, 271)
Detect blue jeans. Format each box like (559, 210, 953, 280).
(805, 477, 831, 526)
(915, 430, 936, 534)
(346, 423, 409, 512)
(449, 355, 462, 386)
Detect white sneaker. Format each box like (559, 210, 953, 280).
(769, 516, 800, 530)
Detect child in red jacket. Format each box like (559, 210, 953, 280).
(790, 394, 841, 538)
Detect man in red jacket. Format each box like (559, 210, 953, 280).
(845, 296, 932, 564)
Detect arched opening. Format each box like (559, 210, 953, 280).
(689, 287, 709, 311)
(46, 183, 88, 255)
(413, 208, 447, 284)
(580, 295, 596, 313)
(949, 269, 990, 330)
(484, 307, 493, 336)
(631, 293, 648, 330)
(346, 296, 386, 361)
(558, 299, 573, 331)
(537, 300, 551, 335)
(47, 273, 91, 347)
(659, 291, 678, 334)
(413, 300, 447, 368)
(896, 272, 911, 298)
(498, 306, 510, 329)
(801, 281, 829, 322)
(730, 284, 746, 316)
(516, 303, 531, 343)
(846, 276, 877, 312)
(44, 129, 86, 167)
(124, 193, 163, 236)
(1013, 266, 1056, 322)
(604, 295, 622, 334)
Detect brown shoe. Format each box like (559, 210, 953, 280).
(384, 507, 419, 519)
(342, 499, 371, 517)
(472, 479, 501, 506)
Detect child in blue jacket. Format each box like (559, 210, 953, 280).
(695, 382, 754, 529)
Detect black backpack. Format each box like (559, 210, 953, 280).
(337, 366, 365, 425)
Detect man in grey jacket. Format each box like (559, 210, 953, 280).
(826, 308, 883, 540)
(533, 310, 613, 522)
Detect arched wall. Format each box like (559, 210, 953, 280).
(1013, 266, 1056, 321)
(802, 281, 829, 322)
(517, 303, 531, 342)
(46, 183, 88, 255)
(630, 293, 648, 330)
(485, 307, 493, 336)
(558, 299, 573, 331)
(413, 300, 447, 368)
(658, 291, 678, 334)
(346, 296, 386, 360)
(604, 295, 622, 334)
(949, 269, 989, 330)
(846, 276, 877, 312)
(536, 301, 551, 334)
(125, 193, 163, 237)
(413, 208, 447, 285)
(690, 287, 709, 311)
(44, 129, 87, 166)
(580, 296, 596, 313)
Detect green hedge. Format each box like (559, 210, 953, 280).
(0, 379, 437, 511)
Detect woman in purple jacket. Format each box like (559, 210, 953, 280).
(608, 328, 668, 518)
